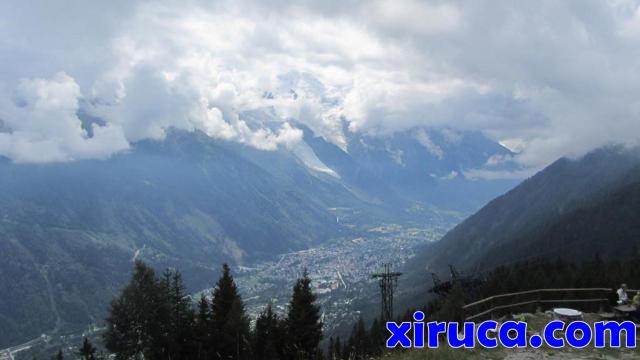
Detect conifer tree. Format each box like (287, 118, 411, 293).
(436, 282, 466, 322)
(211, 263, 250, 359)
(327, 337, 334, 360)
(368, 318, 384, 357)
(253, 304, 280, 360)
(78, 338, 98, 360)
(340, 336, 350, 360)
(194, 293, 212, 359)
(54, 350, 64, 360)
(272, 308, 289, 360)
(285, 270, 322, 359)
(347, 317, 369, 359)
(104, 260, 170, 359)
(162, 269, 196, 359)
(333, 337, 342, 360)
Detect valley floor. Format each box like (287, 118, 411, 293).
(233, 221, 448, 335)
(6, 220, 451, 359)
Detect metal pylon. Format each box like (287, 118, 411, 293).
(371, 263, 402, 322)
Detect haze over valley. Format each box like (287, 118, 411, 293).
(1, 1, 640, 359)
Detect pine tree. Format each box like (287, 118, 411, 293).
(435, 281, 466, 322)
(368, 318, 384, 356)
(194, 293, 212, 360)
(103, 260, 170, 359)
(285, 270, 322, 359)
(327, 337, 334, 360)
(78, 338, 98, 360)
(347, 317, 369, 359)
(211, 263, 250, 359)
(162, 269, 196, 359)
(345, 331, 354, 359)
(253, 304, 280, 360)
(333, 337, 342, 360)
(54, 350, 63, 360)
(340, 336, 350, 360)
(272, 309, 289, 360)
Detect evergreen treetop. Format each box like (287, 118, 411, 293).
(211, 263, 250, 359)
(286, 269, 322, 359)
(78, 337, 98, 360)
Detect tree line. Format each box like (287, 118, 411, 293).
(59, 260, 322, 360)
(328, 255, 640, 359)
(440, 255, 640, 323)
(53, 259, 390, 360)
(56, 254, 640, 359)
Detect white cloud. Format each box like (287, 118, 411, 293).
(463, 167, 539, 181)
(414, 129, 444, 159)
(370, 0, 461, 36)
(0, 72, 129, 163)
(0, 0, 639, 166)
(485, 154, 514, 167)
(440, 129, 463, 145)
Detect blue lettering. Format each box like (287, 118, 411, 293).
(544, 320, 565, 348)
(447, 322, 476, 348)
(476, 320, 498, 348)
(413, 311, 425, 348)
(427, 321, 447, 348)
(565, 321, 592, 348)
(594, 321, 636, 348)
(386, 321, 412, 348)
(498, 321, 527, 348)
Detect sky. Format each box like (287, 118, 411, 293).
(0, 0, 639, 170)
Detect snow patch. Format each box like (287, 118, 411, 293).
(290, 139, 340, 178)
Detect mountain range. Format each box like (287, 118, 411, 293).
(400, 146, 640, 307)
(0, 122, 516, 347)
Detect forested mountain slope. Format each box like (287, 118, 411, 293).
(0, 125, 518, 347)
(397, 147, 640, 313)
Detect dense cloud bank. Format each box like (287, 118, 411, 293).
(0, 0, 639, 168)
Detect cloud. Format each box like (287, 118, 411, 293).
(463, 167, 539, 181)
(0, 72, 129, 163)
(0, 0, 639, 167)
(414, 129, 444, 159)
(369, 0, 461, 36)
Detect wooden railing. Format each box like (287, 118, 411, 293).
(462, 288, 619, 321)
